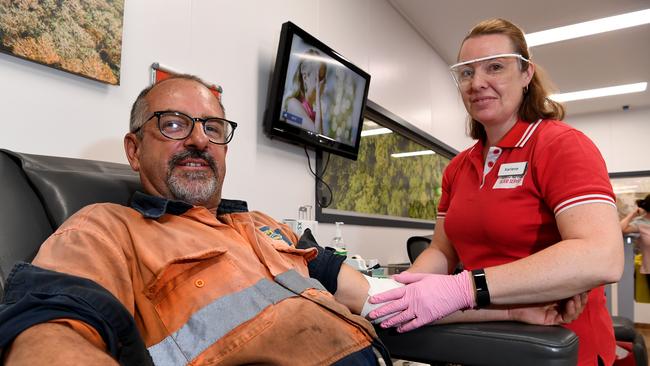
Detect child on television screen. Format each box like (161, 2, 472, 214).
(282, 48, 326, 134)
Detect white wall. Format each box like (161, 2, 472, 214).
(0, 0, 470, 265)
(569, 106, 650, 173)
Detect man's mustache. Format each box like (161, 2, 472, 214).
(168, 149, 218, 175)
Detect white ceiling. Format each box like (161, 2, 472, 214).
(389, 0, 650, 117)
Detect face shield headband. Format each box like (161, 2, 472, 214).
(449, 53, 531, 88)
(449, 53, 530, 70)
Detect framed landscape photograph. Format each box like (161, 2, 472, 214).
(0, 0, 125, 85)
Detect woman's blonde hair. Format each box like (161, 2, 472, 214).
(460, 18, 565, 141)
(283, 49, 327, 109)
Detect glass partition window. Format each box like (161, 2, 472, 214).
(316, 102, 457, 229)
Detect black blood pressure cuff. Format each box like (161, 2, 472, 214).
(0, 262, 153, 366)
(296, 229, 346, 294)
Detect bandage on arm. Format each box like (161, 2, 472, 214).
(360, 275, 405, 324)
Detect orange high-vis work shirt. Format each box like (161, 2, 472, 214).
(33, 198, 379, 365)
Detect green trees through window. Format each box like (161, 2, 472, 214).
(317, 101, 457, 229)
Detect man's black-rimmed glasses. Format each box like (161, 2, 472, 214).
(135, 110, 237, 145)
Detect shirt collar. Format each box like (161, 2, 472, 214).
(130, 191, 249, 219)
(495, 118, 543, 148)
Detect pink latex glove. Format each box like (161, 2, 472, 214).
(368, 271, 475, 332)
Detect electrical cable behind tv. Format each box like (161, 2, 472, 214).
(304, 146, 332, 208)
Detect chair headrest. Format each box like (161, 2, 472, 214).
(407, 235, 432, 246)
(3, 150, 142, 229)
(406, 235, 432, 263)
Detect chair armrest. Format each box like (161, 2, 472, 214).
(376, 321, 578, 366)
(612, 315, 636, 341)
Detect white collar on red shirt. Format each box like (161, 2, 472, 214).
(468, 118, 543, 159)
(467, 119, 543, 188)
(495, 118, 543, 148)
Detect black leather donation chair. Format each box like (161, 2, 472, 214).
(0, 150, 140, 296)
(0, 149, 620, 365)
(391, 235, 648, 366)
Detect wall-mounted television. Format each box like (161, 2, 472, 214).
(264, 21, 371, 160)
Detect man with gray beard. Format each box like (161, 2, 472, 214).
(2, 75, 389, 365)
(166, 149, 219, 205)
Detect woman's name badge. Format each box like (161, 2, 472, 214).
(493, 162, 528, 189)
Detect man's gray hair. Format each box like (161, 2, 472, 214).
(129, 74, 226, 136)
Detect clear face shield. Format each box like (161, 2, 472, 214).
(449, 53, 530, 89)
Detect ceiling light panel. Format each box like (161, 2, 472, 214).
(526, 9, 650, 47)
(549, 82, 647, 102)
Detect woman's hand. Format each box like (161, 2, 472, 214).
(630, 207, 646, 220)
(508, 292, 588, 325)
(368, 271, 475, 332)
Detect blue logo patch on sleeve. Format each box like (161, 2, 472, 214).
(258, 226, 293, 246)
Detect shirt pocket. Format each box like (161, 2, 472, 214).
(144, 248, 252, 332)
(144, 247, 295, 364)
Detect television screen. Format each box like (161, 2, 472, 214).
(264, 21, 371, 160)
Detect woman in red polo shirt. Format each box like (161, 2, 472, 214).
(369, 18, 623, 365)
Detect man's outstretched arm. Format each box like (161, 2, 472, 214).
(5, 323, 117, 366)
(294, 229, 370, 313)
(333, 264, 371, 314)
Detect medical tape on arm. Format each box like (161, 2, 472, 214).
(360, 275, 405, 324)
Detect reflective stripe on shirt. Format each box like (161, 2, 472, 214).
(148, 269, 324, 365)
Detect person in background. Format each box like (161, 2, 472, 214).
(283, 48, 326, 134)
(368, 18, 623, 366)
(0, 75, 386, 365)
(621, 194, 650, 273)
(621, 194, 650, 233)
